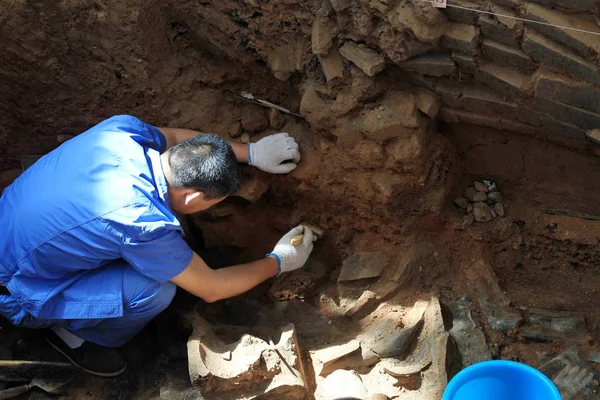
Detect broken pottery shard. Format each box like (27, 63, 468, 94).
(527, 309, 586, 335)
(345, 290, 378, 319)
(371, 318, 424, 359)
(449, 297, 491, 366)
(553, 365, 599, 400)
(275, 299, 339, 340)
(315, 370, 368, 400)
(522, 326, 591, 344)
(383, 338, 432, 377)
(338, 252, 386, 282)
(472, 201, 493, 223)
(311, 339, 361, 377)
(188, 316, 308, 399)
(339, 41, 386, 77)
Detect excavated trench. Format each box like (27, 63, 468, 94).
(1, 0, 600, 399)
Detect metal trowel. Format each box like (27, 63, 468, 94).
(0, 376, 73, 399)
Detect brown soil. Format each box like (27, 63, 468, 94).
(1, 1, 599, 399)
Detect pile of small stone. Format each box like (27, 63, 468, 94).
(454, 180, 505, 223)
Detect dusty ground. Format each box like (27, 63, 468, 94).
(1, 0, 600, 399)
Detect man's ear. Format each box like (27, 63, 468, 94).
(183, 190, 204, 205)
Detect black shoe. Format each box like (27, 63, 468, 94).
(46, 331, 127, 377)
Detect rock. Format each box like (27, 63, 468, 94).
(311, 16, 336, 55)
(311, 340, 361, 377)
(467, 203, 473, 214)
(269, 109, 286, 130)
(481, 39, 536, 74)
(234, 175, 269, 203)
(472, 201, 493, 223)
(461, 213, 475, 229)
(339, 41, 386, 77)
(441, 23, 480, 56)
(524, 3, 600, 60)
(240, 133, 250, 144)
(588, 129, 600, 145)
(241, 104, 269, 132)
(315, 370, 368, 400)
(535, 70, 600, 115)
(488, 191, 503, 203)
(472, 191, 487, 202)
(589, 352, 600, 364)
(492, 203, 505, 218)
(400, 52, 456, 77)
(227, 122, 242, 138)
(491, 209, 497, 219)
(338, 252, 387, 282)
(534, 96, 600, 131)
(474, 181, 488, 193)
(522, 30, 600, 85)
(453, 197, 468, 210)
(345, 290, 379, 319)
(449, 298, 491, 367)
(187, 317, 308, 399)
(463, 186, 478, 201)
(416, 89, 441, 118)
(318, 47, 345, 83)
(371, 318, 424, 359)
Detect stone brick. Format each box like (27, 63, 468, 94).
(534, 69, 600, 114)
(399, 52, 456, 77)
(478, 5, 522, 47)
(318, 47, 345, 83)
(329, 0, 353, 12)
(392, 3, 446, 42)
(311, 16, 336, 55)
(441, 23, 481, 56)
(451, 51, 477, 72)
(360, 91, 420, 141)
(477, 61, 531, 96)
(587, 129, 600, 145)
(522, 30, 600, 85)
(526, 0, 600, 12)
(524, 3, 600, 60)
(442, 0, 479, 24)
(416, 89, 441, 118)
(534, 96, 600, 130)
(439, 107, 539, 134)
(339, 41, 386, 77)
(482, 39, 537, 74)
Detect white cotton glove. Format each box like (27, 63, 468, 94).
(268, 226, 314, 275)
(248, 133, 301, 174)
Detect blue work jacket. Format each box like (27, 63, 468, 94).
(0, 115, 193, 320)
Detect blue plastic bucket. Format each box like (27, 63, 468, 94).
(442, 360, 561, 400)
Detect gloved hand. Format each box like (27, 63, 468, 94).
(268, 226, 314, 275)
(248, 133, 301, 174)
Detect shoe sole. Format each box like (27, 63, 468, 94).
(47, 336, 127, 378)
